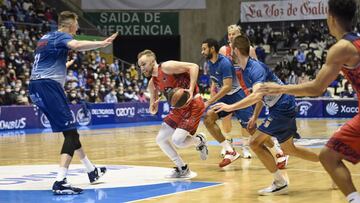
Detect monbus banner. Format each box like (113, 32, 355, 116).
(241, 0, 328, 22)
(84, 12, 179, 36)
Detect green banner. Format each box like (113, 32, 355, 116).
(84, 12, 179, 36)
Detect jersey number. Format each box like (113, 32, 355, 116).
(33, 53, 40, 72)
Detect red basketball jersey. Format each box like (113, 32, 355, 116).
(151, 64, 199, 95)
(342, 33, 360, 111)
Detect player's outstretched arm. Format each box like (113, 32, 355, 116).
(258, 40, 354, 96)
(212, 83, 263, 113)
(67, 32, 118, 51)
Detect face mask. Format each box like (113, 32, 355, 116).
(20, 91, 25, 95)
(0, 91, 4, 95)
(5, 89, 11, 93)
(15, 88, 20, 92)
(111, 91, 116, 95)
(100, 88, 105, 92)
(70, 93, 76, 97)
(90, 93, 95, 96)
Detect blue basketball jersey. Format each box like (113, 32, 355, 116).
(207, 54, 241, 95)
(242, 57, 294, 108)
(30, 31, 73, 86)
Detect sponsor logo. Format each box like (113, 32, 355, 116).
(40, 113, 51, 128)
(297, 101, 312, 116)
(0, 118, 26, 130)
(326, 102, 358, 115)
(116, 107, 135, 117)
(340, 105, 358, 114)
(0, 165, 173, 190)
(137, 107, 149, 114)
(76, 108, 91, 126)
(91, 109, 115, 115)
(326, 102, 339, 115)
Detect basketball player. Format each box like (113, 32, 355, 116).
(259, 0, 360, 201)
(218, 24, 254, 159)
(219, 24, 288, 168)
(137, 49, 207, 178)
(29, 11, 118, 195)
(212, 34, 319, 195)
(201, 38, 253, 168)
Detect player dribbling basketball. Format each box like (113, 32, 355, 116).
(137, 49, 208, 179)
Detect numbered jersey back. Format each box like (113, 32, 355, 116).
(30, 31, 73, 86)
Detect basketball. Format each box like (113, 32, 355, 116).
(166, 88, 190, 108)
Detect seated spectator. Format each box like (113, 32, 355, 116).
(117, 86, 126, 102)
(124, 86, 137, 102)
(67, 89, 80, 104)
(16, 88, 29, 105)
(296, 48, 306, 64)
(298, 72, 310, 84)
(104, 88, 118, 103)
(340, 81, 356, 98)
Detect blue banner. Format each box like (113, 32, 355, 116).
(323, 100, 358, 118)
(0, 99, 358, 131)
(296, 99, 323, 118)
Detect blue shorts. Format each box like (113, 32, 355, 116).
(216, 89, 253, 128)
(29, 79, 76, 132)
(258, 95, 300, 143)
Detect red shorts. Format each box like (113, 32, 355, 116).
(326, 114, 360, 164)
(164, 96, 205, 135)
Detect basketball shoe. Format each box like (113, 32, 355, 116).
(242, 145, 252, 159)
(52, 178, 83, 195)
(258, 180, 288, 196)
(219, 150, 241, 168)
(195, 133, 208, 160)
(88, 167, 107, 184)
(166, 164, 191, 178)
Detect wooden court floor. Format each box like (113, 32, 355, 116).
(0, 119, 358, 202)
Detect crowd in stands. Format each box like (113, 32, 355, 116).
(200, 21, 359, 99)
(0, 0, 150, 106)
(0, 0, 358, 106)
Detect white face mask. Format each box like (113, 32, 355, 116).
(20, 91, 25, 95)
(70, 93, 76, 97)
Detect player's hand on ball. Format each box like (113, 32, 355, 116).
(247, 116, 257, 135)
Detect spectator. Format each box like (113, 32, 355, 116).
(104, 88, 118, 103)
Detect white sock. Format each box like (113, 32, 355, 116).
(273, 170, 286, 184)
(347, 192, 360, 203)
(272, 138, 283, 154)
(220, 140, 233, 152)
(56, 167, 68, 181)
(80, 156, 96, 173)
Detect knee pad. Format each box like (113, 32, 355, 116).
(61, 129, 82, 156)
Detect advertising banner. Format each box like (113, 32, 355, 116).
(84, 12, 179, 36)
(296, 99, 323, 118)
(323, 100, 358, 118)
(0, 106, 40, 130)
(241, 0, 328, 22)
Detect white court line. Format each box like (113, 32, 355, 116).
(127, 183, 223, 203)
(97, 158, 360, 176)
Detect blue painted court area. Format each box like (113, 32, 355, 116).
(0, 181, 220, 203)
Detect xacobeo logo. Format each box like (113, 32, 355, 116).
(326, 102, 339, 115)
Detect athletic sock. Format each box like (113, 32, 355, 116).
(56, 167, 68, 182)
(220, 140, 234, 152)
(80, 156, 96, 173)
